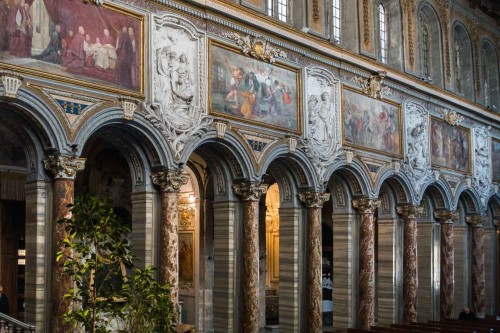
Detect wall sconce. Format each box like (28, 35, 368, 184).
(214, 120, 228, 139)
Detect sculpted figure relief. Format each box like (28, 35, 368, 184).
(473, 127, 491, 192)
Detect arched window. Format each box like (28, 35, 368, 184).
(452, 24, 473, 100)
(267, 0, 288, 22)
(378, 3, 387, 63)
(332, 0, 341, 43)
(418, 4, 444, 87)
(481, 40, 500, 111)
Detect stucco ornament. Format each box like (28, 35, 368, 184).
(402, 102, 432, 195)
(223, 32, 287, 63)
(472, 126, 491, 206)
(144, 14, 212, 161)
(437, 107, 463, 126)
(352, 71, 391, 99)
(299, 67, 343, 183)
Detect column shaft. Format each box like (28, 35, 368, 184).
(307, 206, 323, 333)
(159, 191, 180, 318)
(468, 216, 486, 317)
(403, 217, 418, 323)
(52, 178, 75, 333)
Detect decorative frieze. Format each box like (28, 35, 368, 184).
(44, 153, 86, 180)
(151, 170, 189, 192)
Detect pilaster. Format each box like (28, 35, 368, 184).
(466, 215, 488, 318)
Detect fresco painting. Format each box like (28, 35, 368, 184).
(209, 41, 300, 133)
(0, 0, 143, 96)
(179, 232, 194, 286)
(493, 139, 500, 182)
(430, 117, 470, 173)
(342, 86, 401, 157)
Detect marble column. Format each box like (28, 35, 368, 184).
(396, 205, 423, 324)
(151, 170, 189, 323)
(434, 210, 458, 319)
(233, 181, 268, 333)
(299, 191, 330, 333)
(352, 198, 381, 330)
(44, 153, 85, 333)
(494, 219, 500, 315)
(467, 215, 488, 318)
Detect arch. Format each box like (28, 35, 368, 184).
(73, 108, 173, 170)
(420, 181, 452, 210)
(451, 21, 474, 100)
(324, 158, 373, 198)
(417, 2, 444, 87)
(374, 168, 417, 204)
(480, 38, 500, 111)
(486, 194, 500, 218)
(454, 186, 483, 214)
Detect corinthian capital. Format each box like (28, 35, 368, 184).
(352, 198, 381, 213)
(233, 181, 268, 201)
(299, 191, 330, 208)
(434, 210, 459, 224)
(466, 215, 487, 228)
(397, 204, 424, 219)
(44, 153, 86, 180)
(151, 170, 189, 192)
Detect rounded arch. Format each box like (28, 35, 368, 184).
(480, 37, 500, 111)
(73, 108, 173, 170)
(420, 181, 452, 210)
(451, 21, 474, 100)
(324, 158, 372, 197)
(417, 1, 444, 87)
(374, 168, 417, 204)
(454, 186, 483, 215)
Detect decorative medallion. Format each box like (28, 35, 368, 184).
(145, 14, 212, 161)
(223, 32, 287, 63)
(436, 107, 464, 126)
(179, 197, 195, 230)
(352, 71, 391, 100)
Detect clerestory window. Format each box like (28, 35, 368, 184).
(378, 4, 387, 63)
(268, 0, 288, 22)
(331, 0, 341, 43)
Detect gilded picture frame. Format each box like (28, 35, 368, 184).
(430, 117, 471, 174)
(208, 39, 301, 134)
(341, 84, 402, 158)
(492, 138, 500, 183)
(0, 1, 144, 98)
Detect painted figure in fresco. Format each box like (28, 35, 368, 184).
(6, 0, 20, 50)
(98, 28, 117, 70)
(224, 58, 244, 109)
(128, 27, 138, 89)
(239, 71, 260, 118)
(0, 0, 9, 51)
(62, 26, 86, 72)
(115, 26, 135, 89)
(9, 1, 33, 58)
(61, 30, 74, 63)
(83, 33, 95, 67)
(273, 80, 292, 114)
(33, 24, 62, 64)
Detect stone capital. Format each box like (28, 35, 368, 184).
(151, 170, 189, 192)
(352, 198, 381, 214)
(299, 191, 330, 208)
(44, 153, 86, 180)
(397, 204, 424, 219)
(233, 181, 268, 201)
(466, 215, 487, 228)
(434, 210, 459, 224)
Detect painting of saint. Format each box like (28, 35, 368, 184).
(492, 139, 500, 183)
(430, 118, 470, 173)
(342, 86, 401, 157)
(179, 233, 194, 286)
(0, 0, 143, 96)
(209, 40, 300, 133)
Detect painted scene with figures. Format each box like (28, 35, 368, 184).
(0, 0, 143, 95)
(342, 86, 401, 157)
(430, 117, 470, 173)
(209, 40, 300, 133)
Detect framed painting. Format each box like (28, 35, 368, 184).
(493, 138, 500, 183)
(430, 117, 471, 174)
(208, 39, 301, 134)
(0, 1, 144, 97)
(341, 85, 402, 157)
(179, 232, 194, 287)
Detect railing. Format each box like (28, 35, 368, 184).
(0, 313, 36, 333)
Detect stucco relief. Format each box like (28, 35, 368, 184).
(300, 67, 342, 183)
(145, 14, 212, 160)
(472, 126, 491, 205)
(402, 102, 432, 194)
